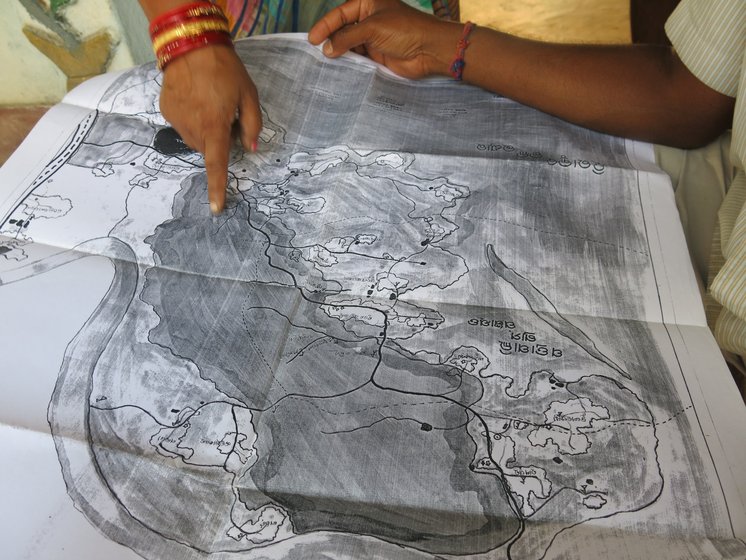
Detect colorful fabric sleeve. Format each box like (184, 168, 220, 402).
(215, 0, 455, 40)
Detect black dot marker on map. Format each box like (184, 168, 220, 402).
(154, 127, 194, 156)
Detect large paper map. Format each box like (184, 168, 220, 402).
(1, 36, 745, 559)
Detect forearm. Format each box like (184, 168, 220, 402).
(426, 23, 734, 148)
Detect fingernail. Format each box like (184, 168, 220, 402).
(210, 201, 219, 215)
(323, 40, 333, 56)
(251, 139, 257, 152)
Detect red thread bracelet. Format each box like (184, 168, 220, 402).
(450, 21, 475, 81)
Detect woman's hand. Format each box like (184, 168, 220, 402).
(159, 44, 262, 214)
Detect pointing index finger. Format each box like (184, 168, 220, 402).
(204, 126, 231, 215)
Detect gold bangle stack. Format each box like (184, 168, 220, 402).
(149, 1, 233, 71)
(152, 19, 230, 53)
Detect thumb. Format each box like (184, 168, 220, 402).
(322, 20, 378, 58)
(308, 0, 365, 46)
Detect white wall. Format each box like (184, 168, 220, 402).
(1, 0, 149, 105)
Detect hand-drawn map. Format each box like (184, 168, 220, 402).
(1, 36, 745, 560)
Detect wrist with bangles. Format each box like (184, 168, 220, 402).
(149, 1, 234, 70)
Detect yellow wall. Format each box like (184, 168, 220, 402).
(462, 0, 630, 43)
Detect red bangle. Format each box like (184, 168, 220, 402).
(152, 17, 230, 53)
(149, 1, 223, 37)
(150, 11, 227, 41)
(157, 32, 233, 70)
(450, 21, 475, 81)
(149, 1, 233, 71)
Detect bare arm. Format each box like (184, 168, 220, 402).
(309, 0, 734, 149)
(138, 0, 262, 214)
